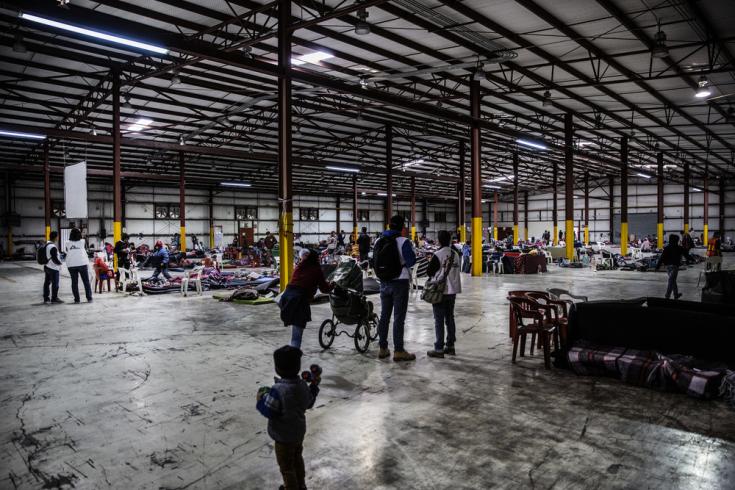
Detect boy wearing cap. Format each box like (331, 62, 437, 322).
(257, 346, 321, 490)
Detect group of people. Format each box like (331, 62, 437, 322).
(40, 228, 93, 304)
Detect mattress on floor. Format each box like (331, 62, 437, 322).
(567, 341, 625, 376)
(615, 349, 667, 389)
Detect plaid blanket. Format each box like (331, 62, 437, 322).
(660, 355, 727, 399)
(567, 341, 625, 376)
(615, 350, 668, 389)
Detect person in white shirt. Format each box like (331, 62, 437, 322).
(426, 230, 462, 358)
(42, 231, 63, 304)
(65, 228, 93, 303)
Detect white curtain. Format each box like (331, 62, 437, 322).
(64, 161, 88, 219)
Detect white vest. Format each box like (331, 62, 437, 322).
(432, 246, 461, 295)
(45, 242, 61, 271)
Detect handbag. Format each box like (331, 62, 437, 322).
(421, 250, 455, 305)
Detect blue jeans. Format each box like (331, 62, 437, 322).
(152, 263, 172, 280)
(666, 265, 679, 299)
(43, 266, 60, 302)
(69, 265, 92, 302)
(432, 294, 456, 351)
(378, 279, 409, 351)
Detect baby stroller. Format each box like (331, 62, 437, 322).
(318, 258, 378, 353)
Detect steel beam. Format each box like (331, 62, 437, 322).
(179, 150, 186, 252)
(620, 136, 629, 256)
(584, 171, 589, 245)
(112, 68, 122, 271)
(704, 166, 709, 246)
(410, 176, 416, 241)
(719, 177, 725, 237)
(564, 112, 574, 260)
(513, 152, 519, 245)
(683, 162, 690, 234)
(278, 0, 294, 290)
(657, 152, 664, 248)
(470, 79, 483, 276)
(43, 139, 50, 241)
(386, 124, 393, 227)
(458, 141, 466, 242)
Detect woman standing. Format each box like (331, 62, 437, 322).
(278, 249, 333, 348)
(65, 227, 93, 303)
(426, 230, 462, 358)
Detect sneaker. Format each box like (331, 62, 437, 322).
(74, 300, 80, 304)
(393, 350, 416, 362)
(443, 346, 456, 356)
(378, 348, 391, 359)
(675, 293, 683, 300)
(51, 298, 64, 304)
(427, 350, 444, 359)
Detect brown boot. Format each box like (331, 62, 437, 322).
(393, 350, 416, 362)
(378, 348, 391, 359)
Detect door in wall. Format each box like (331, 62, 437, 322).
(239, 227, 254, 247)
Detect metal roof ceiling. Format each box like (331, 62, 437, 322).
(0, 0, 733, 200)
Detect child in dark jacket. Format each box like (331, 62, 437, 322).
(257, 346, 320, 490)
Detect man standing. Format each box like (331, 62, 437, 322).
(264, 231, 278, 250)
(357, 227, 371, 263)
(114, 233, 130, 283)
(373, 215, 416, 362)
(681, 229, 694, 264)
(42, 231, 63, 304)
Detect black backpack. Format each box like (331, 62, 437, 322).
(373, 235, 402, 281)
(36, 243, 49, 265)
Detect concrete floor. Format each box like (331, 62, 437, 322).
(1, 259, 734, 490)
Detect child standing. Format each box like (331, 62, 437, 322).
(257, 346, 320, 490)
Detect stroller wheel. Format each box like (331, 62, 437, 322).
(354, 320, 370, 353)
(318, 319, 336, 349)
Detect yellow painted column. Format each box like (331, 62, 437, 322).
(209, 226, 215, 249)
(493, 226, 498, 241)
(113, 221, 121, 270)
(45, 225, 51, 242)
(553, 224, 558, 246)
(513, 224, 519, 245)
(279, 211, 294, 292)
(523, 227, 528, 242)
(584, 226, 589, 246)
(565, 219, 574, 260)
(411, 226, 416, 241)
(180, 226, 187, 252)
(683, 223, 689, 235)
(471, 217, 482, 276)
(620, 222, 628, 256)
(703, 224, 709, 247)
(657, 223, 663, 249)
(459, 225, 466, 243)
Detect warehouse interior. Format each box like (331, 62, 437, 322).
(1, 0, 734, 488)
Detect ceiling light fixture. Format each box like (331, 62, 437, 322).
(403, 158, 424, 168)
(635, 172, 652, 179)
(122, 94, 132, 109)
(91, 126, 98, 136)
(20, 13, 169, 54)
(516, 138, 548, 150)
(692, 187, 702, 192)
(326, 165, 360, 173)
(695, 76, 711, 98)
(487, 175, 513, 183)
(471, 69, 485, 82)
(0, 129, 46, 139)
(292, 51, 333, 66)
(179, 136, 185, 146)
(651, 30, 669, 59)
(359, 76, 368, 89)
(220, 181, 252, 188)
(542, 90, 551, 107)
(127, 117, 153, 132)
(355, 6, 370, 35)
(483, 184, 501, 189)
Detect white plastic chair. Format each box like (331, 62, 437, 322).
(491, 260, 504, 274)
(181, 265, 204, 296)
(119, 267, 144, 296)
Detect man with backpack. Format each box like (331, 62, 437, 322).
(373, 215, 416, 362)
(38, 231, 63, 304)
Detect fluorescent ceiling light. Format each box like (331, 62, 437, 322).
(692, 187, 702, 192)
(292, 51, 333, 66)
(377, 193, 396, 197)
(0, 129, 46, 139)
(487, 175, 513, 183)
(326, 165, 360, 173)
(20, 13, 169, 54)
(220, 181, 251, 188)
(635, 173, 652, 179)
(483, 184, 501, 189)
(127, 117, 153, 132)
(403, 158, 424, 168)
(516, 138, 548, 150)
(695, 75, 711, 98)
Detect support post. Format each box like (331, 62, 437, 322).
(179, 150, 186, 252)
(352, 176, 358, 242)
(335, 195, 341, 236)
(703, 165, 709, 246)
(386, 124, 393, 227)
(112, 67, 122, 271)
(277, 0, 294, 291)
(208, 188, 214, 249)
(5, 175, 12, 256)
(719, 177, 725, 237)
(552, 160, 558, 245)
(470, 79, 483, 276)
(564, 113, 574, 260)
(410, 176, 417, 241)
(513, 152, 519, 245)
(421, 199, 428, 237)
(620, 136, 629, 256)
(609, 175, 615, 244)
(458, 141, 466, 242)
(656, 152, 664, 248)
(43, 139, 51, 241)
(493, 191, 498, 240)
(683, 162, 690, 234)
(523, 191, 529, 242)
(584, 171, 589, 245)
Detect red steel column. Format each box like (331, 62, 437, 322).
(703, 165, 709, 246)
(457, 140, 466, 242)
(470, 79, 483, 276)
(552, 160, 558, 245)
(410, 176, 417, 240)
(352, 176, 358, 242)
(584, 171, 589, 245)
(112, 67, 122, 270)
(656, 152, 664, 248)
(512, 152, 519, 244)
(683, 162, 690, 234)
(385, 124, 393, 227)
(620, 136, 629, 255)
(43, 139, 51, 241)
(278, 0, 294, 290)
(179, 150, 186, 252)
(564, 112, 574, 260)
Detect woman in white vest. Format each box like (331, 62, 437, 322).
(65, 227, 93, 303)
(426, 230, 462, 358)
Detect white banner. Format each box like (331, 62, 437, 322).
(64, 161, 88, 219)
